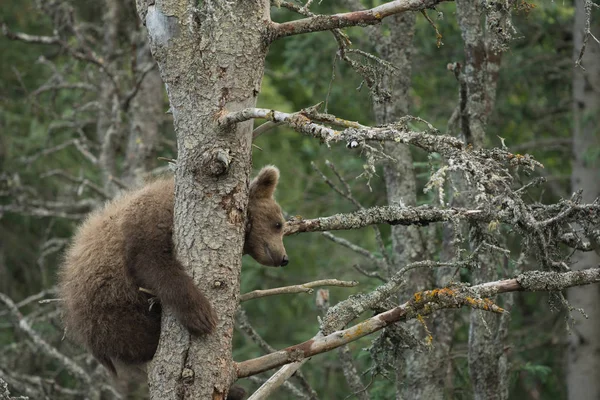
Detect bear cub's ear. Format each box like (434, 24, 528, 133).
(249, 166, 280, 199)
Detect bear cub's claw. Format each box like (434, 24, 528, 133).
(174, 289, 218, 335)
(180, 308, 217, 336)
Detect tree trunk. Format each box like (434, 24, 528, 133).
(372, 12, 452, 400)
(568, 1, 600, 399)
(455, 1, 508, 399)
(124, 33, 163, 186)
(98, 0, 124, 194)
(136, 1, 270, 398)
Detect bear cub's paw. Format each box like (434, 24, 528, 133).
(174, 288, 218, 336)
(180, 309, 217, 336)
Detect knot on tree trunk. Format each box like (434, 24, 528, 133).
(203, 148, 231, 177)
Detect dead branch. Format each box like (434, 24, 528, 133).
(120, 62, 158, 111)
(0, 203, 89, 220)
(1, 23, 61, 45)
(338, 344, 370, 400)
(284, 206, 488, 235)
(235, 267, 600, 378)
(313, 161, 391, 270)
(236, 309, 318, 399)
(269, 0, 449, 40)
(0, 288, 57, 318)
(41, 170, 109, 199)
(236, 308, 276, 354)
(20, 138, 98, 166)
(247, 373, 311, 400)
(0, 292, 91, 386)
(248, 360, 312, 400)
(240, 279, 358, 302)
(575, 0, 600, 68)
(321, 231, 382, 265)
(0, 377, 28, 400)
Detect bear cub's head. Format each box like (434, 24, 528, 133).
(244, 166, 288, 267)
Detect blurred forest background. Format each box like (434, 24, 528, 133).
(0, 0, 598, 399)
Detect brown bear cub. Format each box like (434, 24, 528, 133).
(59, 166, 287, 390)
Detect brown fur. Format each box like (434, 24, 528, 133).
(59, 166, 286, 397)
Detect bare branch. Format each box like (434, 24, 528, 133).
(1, 368, 84, 399)
(321, 231, 381, 264)
(219, 107, 483, 157)
(0, 292, 92, 385)
(0, 287, 57, 318)
(0, 376, 30, 400)
(352, 264, 388, 282)
(20, 138, 98, 166)
(248, 360, 312, 400)
(1, 23, 61, 45)
(41, 170, 109, 199)
(236, 309, 318, 399)
(236, 267, 600, 378)
(32, 82, 97, 96)
(284, 206, 487, 235)
(121, 62, 158, 111)
(338, 345, 370, 400)
(0, 203, 90, 220)
(248, 375, 310, 400)
(240, 279, 358, 302)
(311, 162, 387, 267)
(269, 0, 448, 40)
(575, 0, 600, 68)
(236, 308, 276, 353)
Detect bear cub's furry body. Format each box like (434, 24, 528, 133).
(59, 166, 287, 376)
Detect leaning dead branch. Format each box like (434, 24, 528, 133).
(235, 267, 600, 378)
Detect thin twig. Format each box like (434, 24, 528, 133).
(241, 279, 358, 302)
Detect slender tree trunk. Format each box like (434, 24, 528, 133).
(98, 0, 123, 194)
(136, 1, 270, 398)
(372, 12, 452, 400)
(568, 1, 600, 399)
(124, 33, 163, 186)
(455, 1, 508, 399)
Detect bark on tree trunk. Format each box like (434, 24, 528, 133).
(98, 0, 124, 194)
(136, 1, 270, 398)
(124, 33, 163, 186)
(455, 1, 508, 399)
(373, 12, 452, 400)
(568, 1, 600, 399)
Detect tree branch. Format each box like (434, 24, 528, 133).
(235, 267, 600, 378)
(236, 309, 319, 399)
(269, 0, 448, 40)
(0, 292, 91, 386)
(240, 279, 358, 302)
(1, 23, 61, 45)
(284, 206, 487, 235)
(248, 360, 312, 400)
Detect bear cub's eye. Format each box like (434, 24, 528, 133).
(274, 222, 283, 230)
